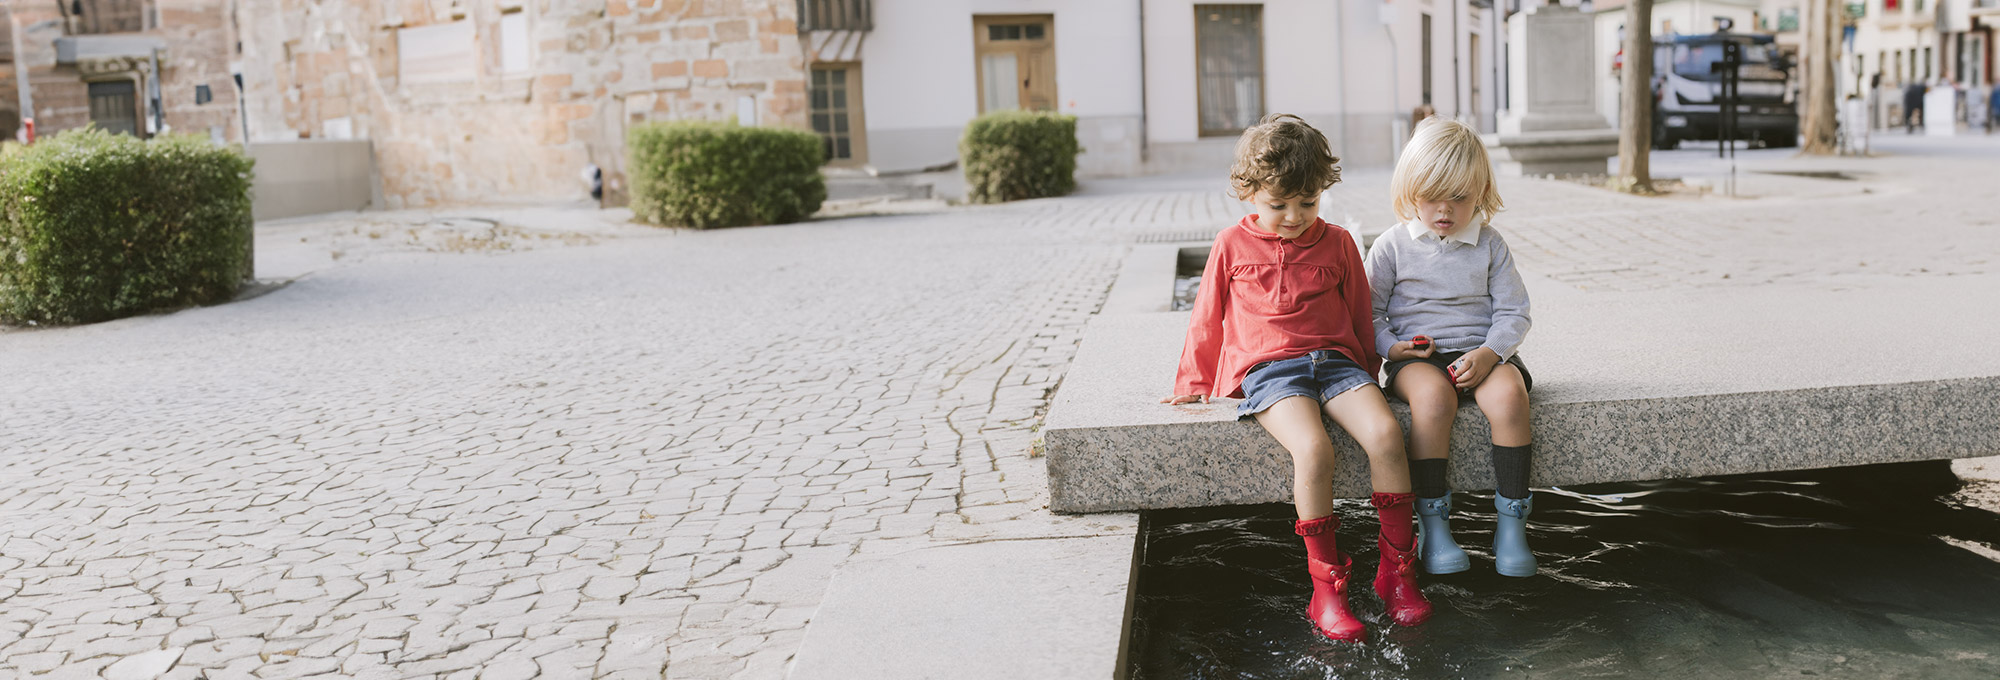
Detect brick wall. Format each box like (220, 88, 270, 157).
(0, 1, 242, 143)
(238, 0, 811, 208)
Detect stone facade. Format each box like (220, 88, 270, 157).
(237, 0, 810, 208)
(0, 1, 243, 144)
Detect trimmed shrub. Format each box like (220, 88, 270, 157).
(628, 120, 827, 228)
(0, 128, 254, 325)
(960, 110, 1079, 204)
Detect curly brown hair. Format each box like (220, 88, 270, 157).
(1229, 113, 1341, 200)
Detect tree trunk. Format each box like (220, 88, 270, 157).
(1616, 0, 1655, 192)
(1801, 0, 1841, 154)
(1608, 0, 1656, 191)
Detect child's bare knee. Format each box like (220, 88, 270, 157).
(1352, 420, 1405, 457)
(1292, 447, 1338, 479)
(1409, 394, 1457, 423)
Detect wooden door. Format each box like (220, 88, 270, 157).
(973, 15, 1056, 113)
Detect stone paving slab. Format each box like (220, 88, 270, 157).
(786, 535, 1135, 680)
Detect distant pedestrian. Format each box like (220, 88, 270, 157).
(1989, 84, 2000, 134)
(1869, 72, 1883, 129)
(1903, 81, 1927, 133)
(1165, 113, 1431, 643)
(1971, 83, 1992, 133)
(1367, 117, 1540, 583)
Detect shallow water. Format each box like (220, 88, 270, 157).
(1129, 461, 2000, 679)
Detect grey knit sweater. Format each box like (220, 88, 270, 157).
(1364, 220, 1532, 361)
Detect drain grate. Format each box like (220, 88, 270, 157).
(1135, 229, 1221, 244)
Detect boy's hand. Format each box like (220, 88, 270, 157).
(1161, 394, 1207, 405)
(1388, 337, 1437, 362)
(1450, 348, 1501, 390)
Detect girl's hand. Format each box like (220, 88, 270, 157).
(1450, 348, 1501, 390)
(1387, 339, 1437, 362)
(1161, 394, 1207, 405)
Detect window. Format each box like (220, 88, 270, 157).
(72, 0, 146, 35)
(88, 80, 139, 136)
(973, 15, 1055, 113)
(1195, 5, 1264, 136)
(1922, 47, 1931, 80)
(985, 23, 1044, 41)
(1421, 13, 1433, 105)
(810, 65, 865, 164)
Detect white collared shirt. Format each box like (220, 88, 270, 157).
(1402, 218, 1482, 247)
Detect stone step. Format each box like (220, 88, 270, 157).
(787, 534, 1137, 680)
(1043, 243, 2000, 513)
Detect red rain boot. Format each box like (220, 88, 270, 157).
(1371, 492, 1434, 627)
(1296, 515, 1366, 641)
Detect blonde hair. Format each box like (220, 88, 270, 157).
(1229, 114, 1341, 200)
(1390, 117, 1504, 224)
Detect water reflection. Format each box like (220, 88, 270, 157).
(1129, 461, 2000, 679)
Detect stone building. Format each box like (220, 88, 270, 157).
(235, 0, 809, 208)
(236, 0, 1519, 208)
(0, 0, 244, 144)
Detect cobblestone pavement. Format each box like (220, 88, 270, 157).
(0, 181, 1239, 679)
(4, 134, 1997, 679)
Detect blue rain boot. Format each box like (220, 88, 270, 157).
(1415, 493, 1470, 575)
(1493, 493, 1538, 577)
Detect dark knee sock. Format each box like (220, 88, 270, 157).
(1411, 458, 1449, 499)
(1492, 444, 1532, 500)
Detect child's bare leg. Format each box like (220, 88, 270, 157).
(1323, 385, 1431, 626)
(1252, 395, 1341, 520)
(1320, 385, 1410, 493)
(1472, 364, 1531, 447)
(1391, 364, 1458, 462)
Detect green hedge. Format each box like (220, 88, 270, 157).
(628, 120, 827, 228)
(960, 110, 1079, 204)
(0, 128, 254, 325)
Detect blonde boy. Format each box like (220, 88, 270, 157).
(1366, 117, 1538, 577)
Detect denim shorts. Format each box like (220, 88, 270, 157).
(1237, 350, 1377, 417)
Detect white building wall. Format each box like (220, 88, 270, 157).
(859, 0, 1144, 175)
(857, 0, 1493, 177)
(1143, 0, 1487, 171)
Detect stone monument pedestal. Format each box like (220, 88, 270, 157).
(1483, 4, 1617, 176)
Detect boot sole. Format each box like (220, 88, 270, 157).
(1495, 559, 1538, 578)
(1423, 554, 1470, 574)
(1314, 625, 1366, 642)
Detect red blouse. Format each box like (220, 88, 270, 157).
(1174, 215, 1381, 399)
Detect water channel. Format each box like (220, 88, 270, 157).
(1128, 461, 2000, 679)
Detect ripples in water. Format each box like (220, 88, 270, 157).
(1129, 461, 2000, 679)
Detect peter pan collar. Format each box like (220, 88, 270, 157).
(1403, 218, 1481, 246)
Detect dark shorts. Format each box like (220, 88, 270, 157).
(1382, 351, 1534, 398)
(1237, 350, 1377, 417)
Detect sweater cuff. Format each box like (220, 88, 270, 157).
(1375, 331, 1402, 359)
